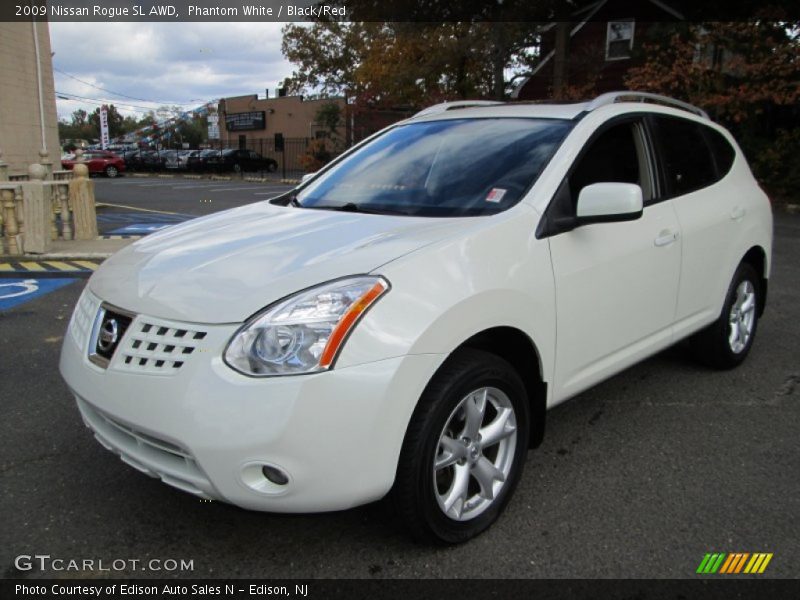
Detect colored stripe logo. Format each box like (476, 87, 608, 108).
(697, 552, 773, 574)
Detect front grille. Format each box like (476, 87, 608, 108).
(77, 397, 216, 499)
(116, 319, 207, 375)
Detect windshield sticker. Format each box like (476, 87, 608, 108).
(486, 188, 507, 203)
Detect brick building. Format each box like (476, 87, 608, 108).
(512, 0, 684, 101)
(216, 94, 349, 150)
(0, 22, 60, 173)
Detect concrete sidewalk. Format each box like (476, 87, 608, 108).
(1, 236, 134, 261)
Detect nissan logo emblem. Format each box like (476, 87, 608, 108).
(97, 318, 119, 352)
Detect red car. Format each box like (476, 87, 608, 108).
(62, 150, 125, 178)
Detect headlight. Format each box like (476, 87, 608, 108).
(224, 276, 389, 377)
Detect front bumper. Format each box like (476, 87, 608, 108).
(60, 289, 442, 512)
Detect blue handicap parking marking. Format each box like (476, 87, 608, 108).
(108, 223, 176, 235)
(0, 278, 77, 310)
(101, 212, 195, 235)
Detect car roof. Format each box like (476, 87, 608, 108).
(409, 91, 710, 124)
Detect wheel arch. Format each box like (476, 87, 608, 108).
(451, 326, 547, 448)
(740, 245, 768, 316)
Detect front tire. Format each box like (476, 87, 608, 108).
(690, 262, 761, 369)
(105, 165, 119, 178)
(392, 349, 530, 544)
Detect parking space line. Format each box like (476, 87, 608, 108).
(96, 202, 189, 216)
(207, 186, 264, 192)
(0, 263, 13, 271)
(172, 184, 245, 189)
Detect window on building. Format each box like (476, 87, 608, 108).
(606, 20, 635, 60)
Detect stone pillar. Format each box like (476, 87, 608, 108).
(21, 163, 50, 254)
(39, 148, 53, 180)
(69, 163, 97, 240)
(0, 149, 7, 182)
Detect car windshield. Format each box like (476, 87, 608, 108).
(297, 117, 572, 217)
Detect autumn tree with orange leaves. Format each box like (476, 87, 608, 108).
(625, 21, 800, 199)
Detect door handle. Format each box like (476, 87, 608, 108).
(731, 207, 746, 221)
(654, 230, 679, 247)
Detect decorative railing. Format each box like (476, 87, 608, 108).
(0, 183, 24, 255)
(0, 148, 95, 254)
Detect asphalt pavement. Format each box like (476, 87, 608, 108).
(1, 187, 798, 579)
(92, 176, 295, 235)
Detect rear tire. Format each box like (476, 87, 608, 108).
(392, 349, 530, 544)
(690, 262, 761, 369)
(105, 165, 119, 178)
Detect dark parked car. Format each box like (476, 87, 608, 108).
(62, 150, 125, 178)
(134, 150, 167, 172)
(186, 149, 221, 172)
(206, 149, 278, 173)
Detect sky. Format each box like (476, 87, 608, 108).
(49, 22, 295, 121)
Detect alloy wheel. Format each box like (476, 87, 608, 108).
(728, 280, 756, 353)
(433, 386, 518, 521)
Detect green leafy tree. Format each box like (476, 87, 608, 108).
(87, 104, 126, 138)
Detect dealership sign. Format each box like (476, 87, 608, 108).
(207, 114, 219, 139)
(225, 111, 266, 131)
(100, 105, 110, 149)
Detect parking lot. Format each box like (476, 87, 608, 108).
(1, 182, 798, 578)
(92, 176, 296, 235)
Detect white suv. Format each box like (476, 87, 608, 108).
(60, 92, 772, 543)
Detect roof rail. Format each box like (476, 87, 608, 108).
(586, 91, 709, 120)
(413, 100, 504, 118)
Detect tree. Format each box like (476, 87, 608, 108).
(625, 22, 799, 123)
(87, 104, 125, 138)
(624, 21, 800, 199)
(281, 17, 548, 108)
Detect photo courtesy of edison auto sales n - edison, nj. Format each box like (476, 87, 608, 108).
(60, 91, 772, 544)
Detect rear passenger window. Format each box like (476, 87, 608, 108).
(654, 116, 718, 196)
(705, 128, 735, 178)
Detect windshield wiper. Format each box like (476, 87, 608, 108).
(311, 202, 412, 216)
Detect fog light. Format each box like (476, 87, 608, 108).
(241, 462, 291, 495)
(261, 465, 289, 486)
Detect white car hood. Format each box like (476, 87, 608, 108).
(89, 201, 472, 323)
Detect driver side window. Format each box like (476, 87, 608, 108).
(568, 121, 653, 210)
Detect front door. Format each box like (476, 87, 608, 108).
(548, 119, 682, 401)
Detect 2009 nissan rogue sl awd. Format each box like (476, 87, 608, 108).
(60, 92, 772, 543)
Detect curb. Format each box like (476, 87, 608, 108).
(1, 253, 113, 260)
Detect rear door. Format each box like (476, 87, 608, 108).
(650, 115, 742, 336)
(546, 117, 682, 401)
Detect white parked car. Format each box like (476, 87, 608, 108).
(60, 92, 772, 543)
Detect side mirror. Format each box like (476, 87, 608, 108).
(576, 182, 643, 225)
(300, 172, 316, 184)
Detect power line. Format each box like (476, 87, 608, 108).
(56, 91, 164, 113)
(53, 66, 204, 106)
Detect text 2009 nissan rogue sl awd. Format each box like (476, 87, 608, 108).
(60, 92, 772, 543)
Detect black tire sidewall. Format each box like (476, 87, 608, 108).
(105, 166, 118, 177)
(403, 351, 530, 544)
